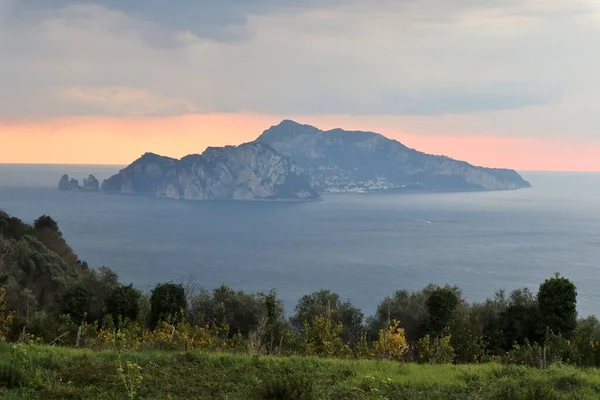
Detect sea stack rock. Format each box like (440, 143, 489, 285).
(83, 175, 100, 192)
(58, 174, 71, 191)
(69, 178, 80, 190)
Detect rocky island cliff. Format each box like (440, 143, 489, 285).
(58, 119, 531, 201)
(58, 174, 100, 192)
(100, 142, 320, 201)
(256, 120, 531, 193)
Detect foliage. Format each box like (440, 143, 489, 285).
(3, 210, 600, 375)
(418, 334, 456, 364)
(368, 285, 439, 342)
(448, 307, 486, 363)
(263, 289, 287, 354)
(257, 372, 316, 400)
(426, 286, 461, 335)
(0, 211, 31, 241)
(376, 319, 409, 360)
(538, 273, 577, 339)
(6, 344, 600, 399)
(299, 312, 347, 357)
(291, 289, 364, 344)
(0, 287, 14, 341)
(33, 215, 61, 235)
(571, 316, 600, 366)
(115, 334, 144, 400)
(106, 284, 141, 327)
(470, 290, 507, 355)
(58, 283, 90, 324)
(499, 288, 540, 349)
(83, 266, 119, 323)
(189, 284, 275, 337)
(149, 282, 186, 329)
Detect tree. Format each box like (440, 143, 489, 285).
(189, 284, 275, 337)
(33, 215, 61, 236)
(572, 316, 600, 366)
(83, 266, 119, 323)
(106, 284, 141, 327)
(58, 283, 90, 324)
(538, 273, 577, 338)
(500, 288, 540, 348)
(470, 290, 507, 355)
(448, 306, 486, 363)
(426, 286, 461, 336)
(417, 334, 456, 364)
(291, 290, 364, 344)
(368, 287, 433, 342)
(150, 282, 187, 329)
(299, 311, 346, 357)
(264, 289, 287, 353)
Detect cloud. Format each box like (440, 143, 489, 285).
(59, 86, 198, 115)
(19, 0, 348, 42)
(1, 0, 600, 141)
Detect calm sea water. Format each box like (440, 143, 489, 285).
(0, 165, 599, 317)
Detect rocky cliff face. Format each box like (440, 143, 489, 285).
(83, 175, 100, 192)
(58, 174, 70, 191)
(57, 174, 100, 192)
(256, 120, 532, 193)
(101, 142, 320, 201)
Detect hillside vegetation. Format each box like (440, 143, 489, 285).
(2, 209, 600, 398)
(3, 344, 600, 399)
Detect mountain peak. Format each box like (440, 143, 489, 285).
(278, 119, 302, 126)
(134, 152, 177, 163)
(254, 120, 531, 192)
(257, 120, 322, 142)
(140, 152, 166, 160)
(273, 119, 320, 130)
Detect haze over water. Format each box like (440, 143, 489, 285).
(1, 165, 599, 317)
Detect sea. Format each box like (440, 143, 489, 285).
(0, 164, 599, 317)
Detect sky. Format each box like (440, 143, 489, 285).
(1, 0, 599, 171)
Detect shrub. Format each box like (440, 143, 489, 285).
(0, 287, 14, 340)
(376, 320, 409, 360)
(299, 312, 347, 357)
(418, 334, 456, 364)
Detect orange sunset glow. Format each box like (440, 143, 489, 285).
(2, 114, 599, 172)
(2, 0, 600, 172)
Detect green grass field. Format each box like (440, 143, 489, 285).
(2, 343, 600, 399)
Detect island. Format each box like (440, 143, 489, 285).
(58, 119, 532, 200)
(100, 142, 320, 201)
(256, 120, 531, 193)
